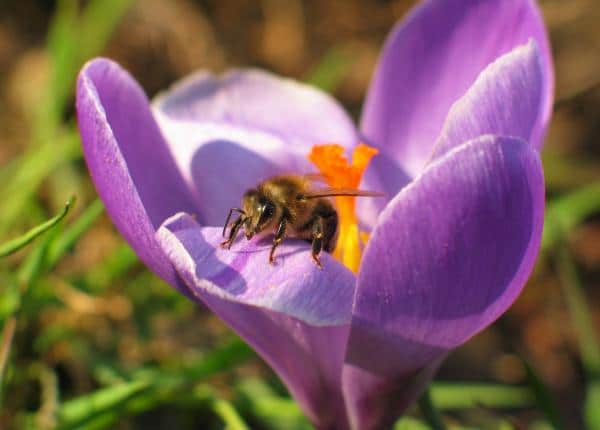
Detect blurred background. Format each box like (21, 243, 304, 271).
(1, 0, 600, 429)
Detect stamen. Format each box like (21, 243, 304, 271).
(308, 143, 378, 273)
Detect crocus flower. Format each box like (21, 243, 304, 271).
(76, 0, 553, 428)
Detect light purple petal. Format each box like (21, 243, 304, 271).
(152, 69, 360, 226)
(153, 68, 359, 150)
(431, 40, 546, 160)
(345, 135, 544, 427)
(76, 58, 198, 291)
(157, 213, 355, 428)
(156, 213, 355, 326)
(149, 120, 313, 226)
(361, 0, 553, 177)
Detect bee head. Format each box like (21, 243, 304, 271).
(241, 190, 276, 239)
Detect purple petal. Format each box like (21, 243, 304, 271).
(156, 213, 355, 427)
(153, 68, 359, 150)
(356, 148, 412, 231)
(358, 40, 547, 230)
(76, 58, 198, 291)
(361, 0, 553, 177)
(156, 213, 355, 326)
(343, 359, 442, 430)
(149, 120, 313, 226)
(345, 135, 544, 427)
(152, 69, 360, 226)
(431, 40, 546, 160)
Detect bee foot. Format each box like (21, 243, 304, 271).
(312, 256, 323, 269)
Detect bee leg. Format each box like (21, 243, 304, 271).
(222, 208, 246, 237)
(269, 217, 287, 265)
(311, 217, 324, 269)
(220, 215, 245, 249)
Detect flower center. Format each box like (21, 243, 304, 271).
(308, 143, 378, 273)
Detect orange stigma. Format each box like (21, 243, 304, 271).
(308, 143, 378, 273)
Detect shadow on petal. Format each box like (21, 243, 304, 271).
(157, 213, 356, 326)
(190, 139, 299, 226)
(345, 321, 447, 379)
(357, 148, 411, 230)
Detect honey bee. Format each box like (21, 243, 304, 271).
(221, 174, 382, 268)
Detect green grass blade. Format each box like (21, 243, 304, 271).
(555, 247, 600, 430)
(78, 0, 133, 61)
(418, 388, 447, 430)
(46, 199, 104, 268)
(0, 197, 75, 258)
(556, 247, 600, 374)
(17, 232, 55, 288)
(305, 46, 354, 92)
(542, 182, 600, 252)
(0, 132, 80, 235)
(56, 380, 150, 430)
(39, 0, 132, 139)
(54, 337, 253, 430)
(38, 0, 79, 135)
(585, 381, 600, 430)
(213, 398, 250, 430)
(395, 419, 481, 430)
(1, 232, 60, 393)
(394, 417, 432, 430)
(430, 383, 535, 410)
(235, 379, 311, 430)
(522, 359, 564, 430)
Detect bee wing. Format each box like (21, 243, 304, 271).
(301, 173, 329, 183)
(301, 188, 385, 199)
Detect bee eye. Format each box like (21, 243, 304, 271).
(258, 199, 275, 226)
